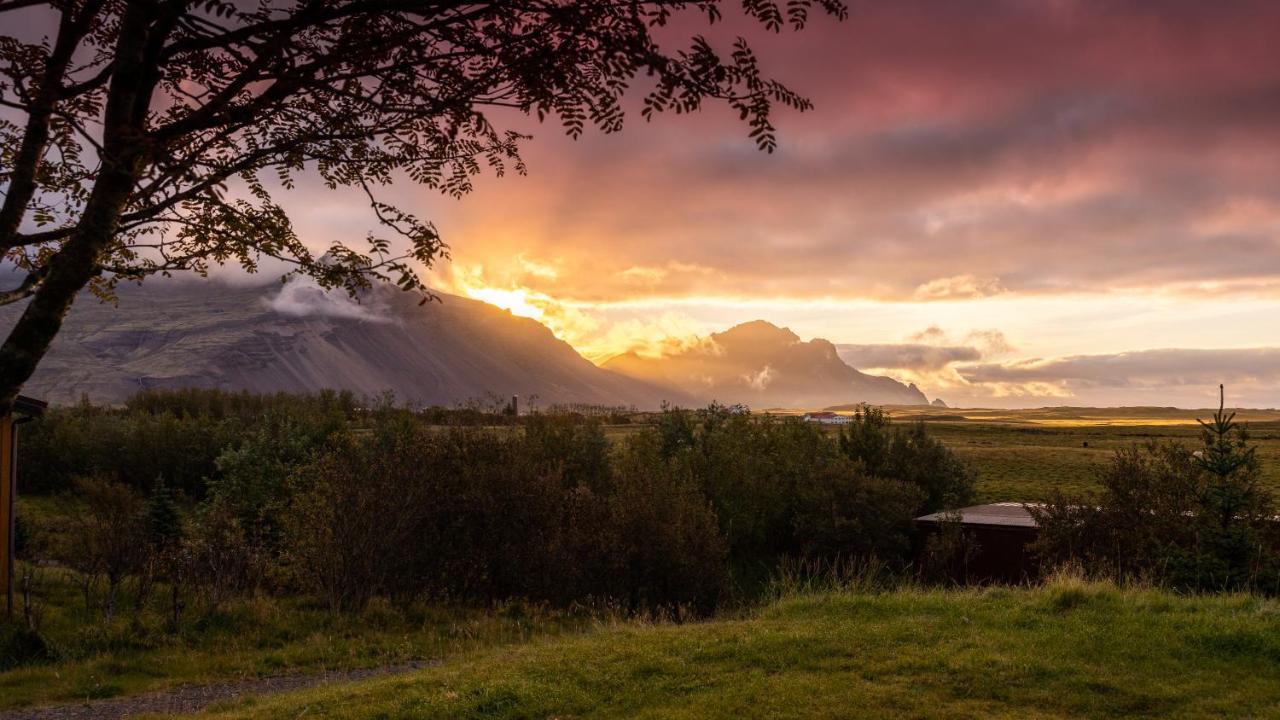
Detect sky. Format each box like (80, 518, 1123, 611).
(26, 0, 1280, 408)
(280, 0, 1279, 408)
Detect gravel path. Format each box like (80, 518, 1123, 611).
(0, 661, 433, 720)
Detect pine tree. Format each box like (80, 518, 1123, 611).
(1190, 385, 1271, 589)
(143, 478, 184, 554)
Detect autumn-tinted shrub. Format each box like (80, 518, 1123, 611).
(520, 413, 613, 491)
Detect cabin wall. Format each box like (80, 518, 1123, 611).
(915, 521, 1040, 584)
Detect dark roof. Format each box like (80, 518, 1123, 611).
(13, 395, 47, 416)
(916, 502, 1040, 529)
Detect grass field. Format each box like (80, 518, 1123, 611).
(603, 405, 1280, 502)
(0, 568, 597, 711)
(189, 575, 1280, 719)
(617, 405, 1280, 503)
(927, 420, 1280, 502)
(10, 404, 1280, 717)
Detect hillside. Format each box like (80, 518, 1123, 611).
(604, 320, 928, 408)
(2, 280, 691, 409)
(190, 579, 1280, 719)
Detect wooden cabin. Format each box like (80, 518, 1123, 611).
(915, 502, 1041, 584)
(1, 395, 47, 616)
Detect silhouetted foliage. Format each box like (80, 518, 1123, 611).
(48, 476, 146, 620)
(281, 417, 728, 613)
(0, 1, 845, 414)
(26, 392, 970, 614)
(651, 404, 935, 569)
(19, 389, 351, 495)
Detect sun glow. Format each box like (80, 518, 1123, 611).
(444, 262, 713, 363)
(463, 286, 547, 322)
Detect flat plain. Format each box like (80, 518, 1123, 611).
(772, 405, 1280, 502)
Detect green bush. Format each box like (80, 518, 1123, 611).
(283, 419, 730, 613)
(25, 394, 973, 618)
(0, 623, 51, 670)
(1032, 394, 1280, 593)
(18, 389, 351, 496)
(839, 405, 974, 513)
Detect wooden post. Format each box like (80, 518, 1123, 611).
(0, 414, 13, 618)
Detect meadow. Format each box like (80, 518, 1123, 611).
(6, 396, 1280, 718)
(794, 406, 1280, 502)
(597, 406, 1280, 503)
(0, 567, 599, 711)
(189, 574, 1280, 720)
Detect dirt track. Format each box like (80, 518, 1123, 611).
(0, 661, 431, 720)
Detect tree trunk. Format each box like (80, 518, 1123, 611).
(0, 159, 141, 416)
(0, 5, 156, 417)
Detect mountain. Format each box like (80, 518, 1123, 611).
(603, 320, 928, 409)
(2, 280, 692, 409)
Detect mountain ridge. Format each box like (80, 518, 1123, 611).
(2, 280, 692, 409)
(603, 320, 929, 408)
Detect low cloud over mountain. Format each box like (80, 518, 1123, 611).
(3, 280, 692, 409)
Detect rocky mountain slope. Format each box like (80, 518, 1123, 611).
(603, 320, 928, 409)
(3, 279, 690, 409)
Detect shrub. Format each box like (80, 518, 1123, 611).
(839, 405, 974, 513)
(607, 432, 730, 613)
(0, 623, 51, 670)
(520, 413, 612, 491)
(283, 420, 731, 613)
(50, 476, 147, 619)
(791, 462, 923, 561)
(19, 389, 351, 496)
(1032, 390, 1280, 593)
(281, 430, 434, 612)
(684, 409, 842, 557)
(184, 503, 271, 606)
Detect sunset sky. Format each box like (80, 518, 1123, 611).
(260, 0, 1280, 408)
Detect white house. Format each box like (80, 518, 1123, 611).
(802, 411, 851, 425)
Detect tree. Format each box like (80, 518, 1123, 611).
(1031, 386, 1280, 592)
(0, 0, 845, 414)
(839, 405, 974, 514)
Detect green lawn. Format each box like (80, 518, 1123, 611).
(190, 576, 1280, 719)
(0, 567, 596, 711)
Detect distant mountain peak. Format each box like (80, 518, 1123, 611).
(5, 280, 695, 409)
(604, 320, 928, 408)
(715, 320, 800, 345)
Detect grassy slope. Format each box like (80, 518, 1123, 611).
(193, 579, 1280, 720)
(0, 567, 595, 711)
